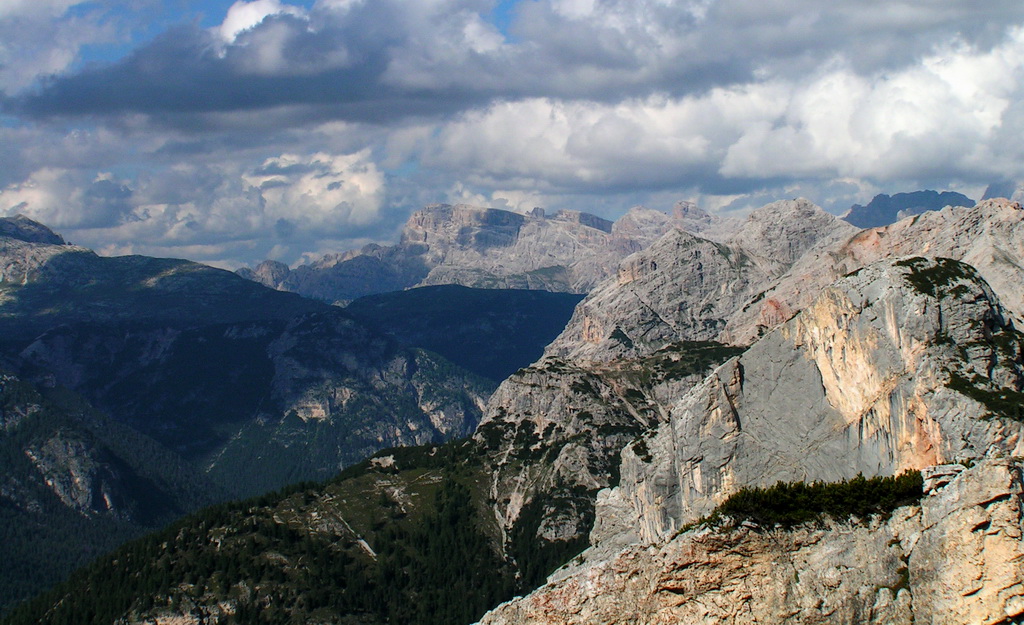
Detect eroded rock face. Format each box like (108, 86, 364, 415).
(20, 313, 491, 496)
(545, 230, 770, 362)
(546, 199, 856, 363)
(612, 258, 1024, 543)
(24, 436, 129, 518)
(479, 458, 1024, 625)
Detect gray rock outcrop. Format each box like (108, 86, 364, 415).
(546, 198, 857, 362)
(475, 342, 742, 561)
(479, 256, 1024, 625)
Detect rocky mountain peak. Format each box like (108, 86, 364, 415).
(401, 203, 527, 248)
(0, 214, 66, 245)
(235, 259, 290, 289)
(723, 196, 1024, 344)
(610, 206, 675, 243)
(671, 199, 708, 221)
(546, 199, 855, 363)
(728, 197, 857, 271)
(982, 179, 1024, 203)
(844, 190, 974, 228)
(549, 209, 613, 233)
(545, 227, 770, 362)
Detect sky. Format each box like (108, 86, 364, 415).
(2, 0, 1024, 269)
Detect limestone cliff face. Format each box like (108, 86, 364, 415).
(474, 342, 743, 564)
(546, 199, 855, 363)
(545, 230, 769, 362)
(478, 254, 1024, 625)
(725, 198, 1024, 344)
(479, 457, 1024, 625)
(239, 203, 701, 302)
(728, 197, 859, 275)
(610, 258, 1024, 544)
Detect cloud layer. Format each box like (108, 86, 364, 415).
(2, 0, 1024, 267)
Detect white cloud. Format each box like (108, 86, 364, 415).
(0, 0, 85, 19)
(217, 0, 307, 43)
(0, 149, 387, 267)
(0, 168, 134, 228)
(244, 150, 385, 227)
(397, 21, 1024, 206)
(721, 28, 1024, 181)
(0, 1, 117, 92)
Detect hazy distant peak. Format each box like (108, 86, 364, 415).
(729, 198, 853, 271)
(981, 180, 1024, 203)
(236, 259, 290, 289)
(844, 190, 974, 229)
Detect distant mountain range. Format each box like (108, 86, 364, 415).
(238, 201, 741, 302)
(0, 215, 580, 614)
(842, 190, 974, 228)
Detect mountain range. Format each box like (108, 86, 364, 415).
(238, 201, 741, 303)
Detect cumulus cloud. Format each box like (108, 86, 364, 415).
(0, 169, 135, 229)
(13, 0, 1023, 122)
(5, 0, 1024, 267)
(243, 151, 385, 228)
(0, 149, 388, 267)
(216, 0, 308, 43)
(403, 23, 1024, 202)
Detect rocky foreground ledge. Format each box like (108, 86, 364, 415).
(478, 457, 1024, 625)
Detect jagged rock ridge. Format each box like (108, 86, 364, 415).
(238, 201, 741, 302)
(546, 198, 858, 363)
(725, 197, 1024, 344)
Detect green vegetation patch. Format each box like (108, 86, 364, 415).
(895, 257, 980, 297)
(605, 341, 744, 388)
(690, 471, 923, 532)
